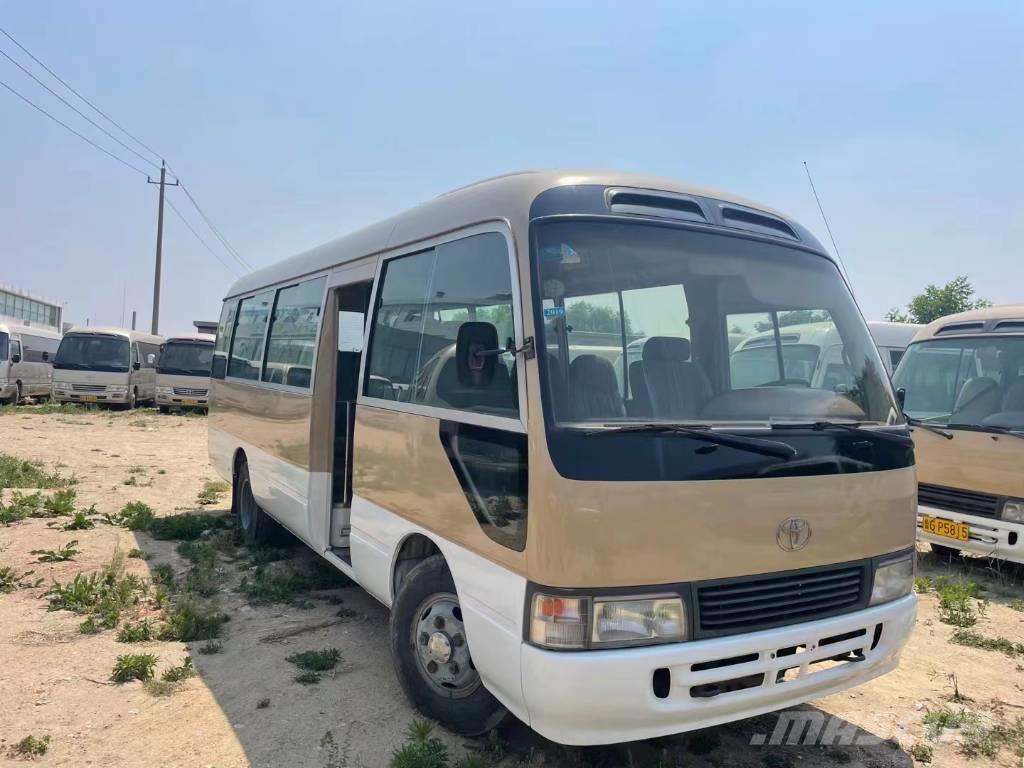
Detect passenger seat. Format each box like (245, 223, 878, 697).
(640, 337, 711, 419)
(569, 355, 625, 422)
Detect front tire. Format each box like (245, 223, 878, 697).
(931, 543, 963, 561)
(234, 461, 278, 544)
(389, 555, 506, 736)
(158, 405, 171, 414)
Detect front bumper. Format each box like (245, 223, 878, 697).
(520, 593, 916, 746)
(52, 389, 129, 404)
(917, 505, 1024, 564)
(156, 393, 208, 407)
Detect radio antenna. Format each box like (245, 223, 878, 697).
(803, 161, 848, 278)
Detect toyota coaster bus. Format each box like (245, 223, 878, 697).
(208, 170, 917, 745)
(156, 333, 215, 413)
(0, 321, 62, 405)
(892, 306, 1024, 563)
(52, 326, 163, 409)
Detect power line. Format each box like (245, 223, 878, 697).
(173, 176, 253, 272)
(0, 24, 163, 164)
(802, 161, 848, 279)
(0, 76, 149, 176)
(0, 45, 160, 171)
(166, 198, 241, 277)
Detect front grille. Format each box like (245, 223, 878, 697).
(918, 483, 999, 518)
(173, 387, 208, 397)
(71, 384, 105, 392)
(695, 562, 868, 638)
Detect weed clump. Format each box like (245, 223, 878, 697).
(10, 734, 50, 759)
(197, 479, 230, 506)
(42, 488, 76, 515)
(62, 509, 95, 530)
(116, 619, 155, 643)
(0, 565, 19, 593)
(159, 600, 228, 642)
(106, 501, 156, 530)
(0, 453, 72, 490)
(161, 656, 195, 683)
(112, 653, 157, 683)
(390, 720, 449, 768)
(31, 540, 79, 562)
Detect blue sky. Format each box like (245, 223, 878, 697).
(2, 1, 1021, 334)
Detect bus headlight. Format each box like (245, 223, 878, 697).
(107, 385, 128, 394)
(1001, 499, 1024, 524)
(592, 597, 686, 646)
(52, 382, 70, 392)
(156, 386, 173, 396)
(529, 592, 688, 649)
(870, 553, 914, 606)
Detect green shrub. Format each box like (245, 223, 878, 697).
(0, 453, 71, 490)
(287, 648, 341, 672)
(31, 540, 79, 562)
(159, 600, 228, 641)
(116, 619, 155, 643)
(0, 565, 18, 593)
(11, 734, 50, 758)
(161, 657, 195, 683)
(42, 488, 77, 515)
(390, 720, 449, 768)
(63, 509, 95, 530)
(197, 479, 230, 506)
(112, 653, 157, 683)
(107, 501, 156, 530)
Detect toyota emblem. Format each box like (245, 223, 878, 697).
(776, 517, 812, 551)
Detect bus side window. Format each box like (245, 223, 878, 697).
(212, 300, 238, 379)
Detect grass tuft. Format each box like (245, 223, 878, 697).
(287, 648, 341, 672)
(159, 600, 228, 642)
(31, 540, 80, 562)
(11, 734, 50, 759)
(106, 501, 156, 530)
(116, 619, 155, 643)
(390, 719, 449, 768)
(161, 656, 195, 682)
(0, 453, 72, 490)
(197, 479, 230, 506)
(42, 488, 77, 515)
(63, 509, 96, 530)
(111, 653, 157, 683)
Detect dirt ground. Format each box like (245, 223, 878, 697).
(2, 408, 1024, 768)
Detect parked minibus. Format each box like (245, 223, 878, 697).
(51, 326, 163, 409)
(0, 321, 62, 404)
(892, 306, 1024, 562)
(869, 321, 922, 374)
(156, 333, 215, 413)
(208, 171, 917, 745)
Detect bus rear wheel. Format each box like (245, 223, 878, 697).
(389, 555, 506, 736)
(234, 461, 277, 544)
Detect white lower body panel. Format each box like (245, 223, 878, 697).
(521, 593, 916, 746)
(917, 504, 1024, 564)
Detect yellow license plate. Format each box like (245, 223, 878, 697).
(921, 515, 970, 542)
(182, 399, 197, 406)
(80, 395, 98, 403)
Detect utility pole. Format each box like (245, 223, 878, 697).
(147, 161, 178, 334)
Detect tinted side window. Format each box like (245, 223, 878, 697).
(365, 249, 435, 401)
(228, 291, 274, 380)
(212, 301, 238, 379)
(262, 277, 326, 388)
(139, 342, 160, 367)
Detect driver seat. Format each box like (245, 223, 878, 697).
(641, 336, 711, 419)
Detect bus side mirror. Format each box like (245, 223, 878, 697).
(133, 361, 141, 371)
(41, 351, 49, 362)
(10, 353, 20, 364)
(896, 387, 906, 409)
(456, 322, 499, 387)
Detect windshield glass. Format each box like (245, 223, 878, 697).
(158, 341, 213, 376)
(534, 220, 897, 428)
(893, 336, 1024, 430)
(0, 332, 8, 362)
(54, 334, 130, 373)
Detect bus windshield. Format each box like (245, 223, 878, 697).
(158, 341, 213, 377)
(533, 220, 897, 428)
(54, 334, 130, 373)
(893, 336, 1024, 431)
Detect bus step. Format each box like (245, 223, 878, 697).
(330, 546, 352, 566)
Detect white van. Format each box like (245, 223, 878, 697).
(51, 326, 164, 409)
(0, 321, 62, 404)
(156, 333, 215, 413)
(729, 319, 920, 392)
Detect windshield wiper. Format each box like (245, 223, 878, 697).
(771, 421, 915, 448)
(905, 417, 954, 440)
(946, 423, 1024, 441)
(585, 423, 797, 460)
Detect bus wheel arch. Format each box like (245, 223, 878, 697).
(232, 451, 278, 544)
(391, 533, 441, 602)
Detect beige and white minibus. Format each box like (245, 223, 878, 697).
(892, 306, 1024, 563)
(156, 333, 215, 413)
(52, 326, 163, 409)
(208, 170, 917, 745)
(0, 321, 61, 404)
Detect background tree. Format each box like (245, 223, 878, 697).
(886, 275, 991, 325)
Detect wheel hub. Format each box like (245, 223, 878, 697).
(426, 632, 452, 663)
(412, 594, 479, 696)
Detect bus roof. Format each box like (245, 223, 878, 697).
(0, 321, 62, 340)
(163, 333, 216, 344)
(62, 326, 165, 345)
(912, 305, 1024, 342)
(865, 320, 922, 347)
(732, 321, 840, 352)
(227, 169, 826, 299)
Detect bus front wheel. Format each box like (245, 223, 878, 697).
(389, 555, 506, 736)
